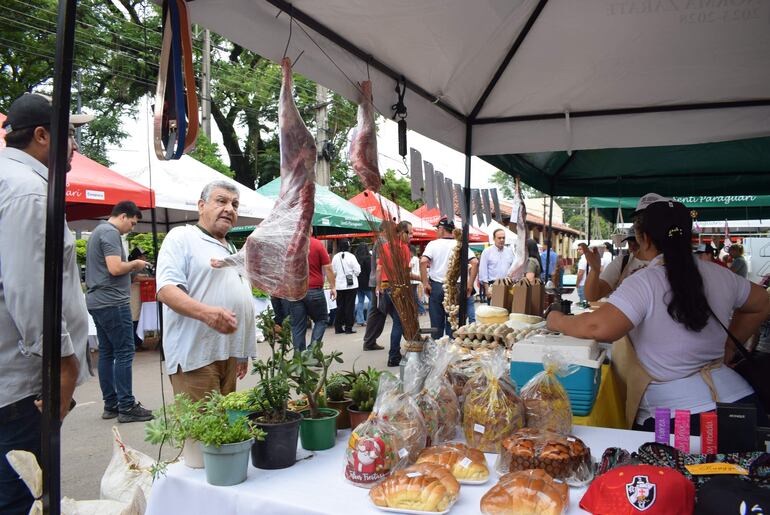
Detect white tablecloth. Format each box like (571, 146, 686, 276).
(136, 301, 159, 341)
(145, 425, 701, 515)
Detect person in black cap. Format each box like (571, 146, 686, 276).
(0, 93, 93, 514)
(547, 194, 770, 434)
(420, 216, 479, 339)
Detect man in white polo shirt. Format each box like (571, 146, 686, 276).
(156, 180, 256, 400)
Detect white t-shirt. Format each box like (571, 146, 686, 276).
(331, 251, 361, 291)
(608, 255, 754, 422)
(422, 238, 476, 283)
(409, 256, 421, 285)
(600, 251, 612, 270)
(600, 253, 649, 290)
(577, 255, 588, 287)
(156, 225, 256, 375)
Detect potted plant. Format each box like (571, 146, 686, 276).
(222, 388, 264, 425)
(348, 367, 381, 429)
(326, 372, 354, 429)
(248, 309, 302, 470)
(288, 340, 344, 451)
(191, 392, 266, 486)
(144, 394, 205, 470)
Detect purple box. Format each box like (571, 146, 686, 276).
(655, 408, 671, 445)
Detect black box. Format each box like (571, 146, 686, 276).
(716, 402, 757, 453)
(757, 427, 770, 453)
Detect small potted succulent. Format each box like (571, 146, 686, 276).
(144, 393, 205, 470)
(191, 392, 266, 486)
(288, 340, 343, 451)
(222, 388, 264, 425)
(248, 310, 301, 470)
(347, 367, 381, 429)
(325, 372, 354, 429)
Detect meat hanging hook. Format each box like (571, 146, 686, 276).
(391, 76, 408, 158)
(282, 7, 294, 60)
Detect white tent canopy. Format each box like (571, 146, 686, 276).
(189, 0, 770, 156)
(480, 219, 518, 246)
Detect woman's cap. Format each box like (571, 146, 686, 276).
(640, 199, 692, 243)
(634, 193, 677, 214)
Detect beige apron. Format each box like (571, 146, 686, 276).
(611, 336, 721, 428)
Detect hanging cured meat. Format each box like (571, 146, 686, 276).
(506, 179, 528, 281)
(215, 58, 316, 301)
(349, 81, 382, 192)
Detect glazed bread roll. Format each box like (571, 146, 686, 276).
(417, 445, 489, 481)
(369, 473, 453, 512)
(396, 462, 460, 500)
(480, 469, 568, 515)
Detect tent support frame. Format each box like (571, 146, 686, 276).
(458, 122, 473, 326)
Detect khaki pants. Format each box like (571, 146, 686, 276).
(169, 358, 237, 401)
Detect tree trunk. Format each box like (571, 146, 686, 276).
(211, 100, 255, 188)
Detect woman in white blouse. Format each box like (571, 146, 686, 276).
(331, 239, 361, 334)
(547, 195, 770, 433)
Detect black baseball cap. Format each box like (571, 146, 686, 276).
(2, 93, 93, 134)
(435, 216, 455, 231)
(639, 199, 692, 243)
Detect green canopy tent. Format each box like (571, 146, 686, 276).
(482, 137, 770, 198)
(229, 178, 379, 238)
(589, 196, 770, 223)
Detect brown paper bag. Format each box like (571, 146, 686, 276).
(510, 279, 531, 314)
(490, 279, 513, 309)
(529, 280, 545, 316)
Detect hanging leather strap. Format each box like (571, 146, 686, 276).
(153, 13, 173, 160)
(175, 0, 199, 151)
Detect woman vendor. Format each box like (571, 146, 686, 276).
(546, 195, 770, 433)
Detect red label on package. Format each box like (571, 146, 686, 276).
(700, 411, 718, 455)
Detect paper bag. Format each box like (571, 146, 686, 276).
(490, 279, 513, 309)
(510, 280, 531, 314)
(529, 280, 545, 316)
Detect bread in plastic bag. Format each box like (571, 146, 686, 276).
(344, 373, 409, 488)
(480, 469, 568, 515)
(520, 351, 574, 434)
(378, 372, 428, 462)
(369, 462, 460, 512)
(423, 344, 462, 444)
(495, 427, 593, 486)
(416, 443, 490, 482)
(462, 349, 526, 453)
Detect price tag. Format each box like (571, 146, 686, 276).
(474, 424, 486, 434)
(459, 457, 472, 468)
(406, 471, 422, 478)
(398, 448, 409, 458)
(685, 463, 748, 476)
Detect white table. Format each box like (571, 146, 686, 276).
(145, 425, 700, 515)
(136, 301, 159, 341)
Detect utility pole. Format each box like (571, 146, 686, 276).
(315, 83, 330, 186)
(201, 29, 211, 138)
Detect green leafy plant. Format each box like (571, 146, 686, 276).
(221, 388, 265, 412)
(251, 287, 269, 299)
(288, 340, 343, 419)
(348, 368, 381, 412)
(250, 308, 293, 423)
(325, 372, 349, 402)
(144, 394, 203, 449)
(190, 392, 266, 447)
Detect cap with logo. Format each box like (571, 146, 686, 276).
(579, 464, 694, 514)
(2, 93, 94, 134)
(435, 216, 455, 231)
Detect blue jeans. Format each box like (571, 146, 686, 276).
(578, 285, 585, 302)
(412, 284, 426, 315)
(0, 397, 40, 515)
(428, 280, 475, 338)
(90, 304, 136, 412)
(355, 288, 372, 325)
(383, 291, 403, 363)
(288, 288, 328, 352)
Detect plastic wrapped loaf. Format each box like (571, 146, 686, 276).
(423, 344, 462, 444)
(495, 428, 593, 486)
(401, 351, 441, 448)
(378, 373, 428, 462)
(462, 350, 526, 453)
(369, 462, 460, 512)
(416, 443, 490, 483)
(520, 352, 574, 434)
(480, 469, 568, 515)
(344, 374, 409, 488)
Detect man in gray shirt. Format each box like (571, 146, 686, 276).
(0, 93, 92, 515)
(86, 201, 153, 423)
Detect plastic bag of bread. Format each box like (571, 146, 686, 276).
(520, 352, 574, 434)
(344, 374, 409, 488)
(462, 350, 526, 453)
(377, 372, 428, 463)
(416, 443, 490, 483)
(370, 462, 460, 512)
(495, 428, 593, 486)
(480, 469, 568, 515)
(424, 344, 462, 443)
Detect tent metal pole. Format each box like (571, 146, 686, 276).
(42, 1, 78, 512)
(150, 207, 165, 361)
(544, 185, 555, 284)
(458, 122, 472, 326)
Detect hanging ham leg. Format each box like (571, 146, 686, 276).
(349, 81, 381, 192)
(506, 178, 528, 281)
(217, 58, 316, 301)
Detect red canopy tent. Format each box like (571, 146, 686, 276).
(348, 190, 436, 240)
(412, 205, 488, 243)
(1, 113, 154, 221)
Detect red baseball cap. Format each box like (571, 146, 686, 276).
(580, 465, 694, 514)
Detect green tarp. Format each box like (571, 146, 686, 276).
(589, 196, 770, 222)
(230, 178, 378, 236)
(482, 137, 770, 197)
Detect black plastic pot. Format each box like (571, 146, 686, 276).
(249, 410, 302, 470)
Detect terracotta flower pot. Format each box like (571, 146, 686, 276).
(347, 405, 372, 430)
(327, 399, 353, 429)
